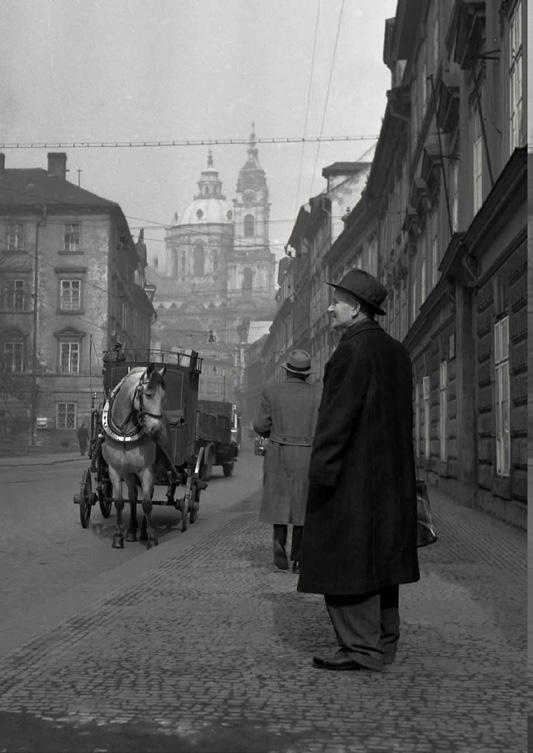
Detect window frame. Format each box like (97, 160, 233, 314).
(472, 109, 483, 214)
(494, 316, 511, 477)
(64, 222, 80, 253)
(3, 338, 24, 373)
(5, 222, 25, 253)
(3, 278, 26, 310)
(56, 401, 77, 429)
(509, 0, 523, 151)
(59, 340, 80, 374)
(439, 360, 448, 461)
(59, 278, 82, 312)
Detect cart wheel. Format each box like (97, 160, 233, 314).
(99, 481, 113, 518)
(222, 461, 234, 477)
(79, 470, 92, 528)
(181, 491, 190, 532)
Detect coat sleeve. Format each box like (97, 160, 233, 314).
(309, 339, 370, 486)
(253, 389, 272, 437)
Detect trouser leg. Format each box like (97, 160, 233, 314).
(324, 592, 383, 671)
(379, 585, 400, 663)
(290, 525, 303, 562)
(272, 525, 288, 569)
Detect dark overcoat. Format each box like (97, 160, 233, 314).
(297, 319, 420, 595)
(253, 376, 321, 526)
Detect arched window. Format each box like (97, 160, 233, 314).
(244, 214, 255, 238)
(242, 267, 253, 291)
(193, 243, 205, 276)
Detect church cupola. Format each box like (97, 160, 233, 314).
(195, 150, 226, 200)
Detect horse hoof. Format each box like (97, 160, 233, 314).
(112, 534, 124, 549)
(126, 531, 137, 542)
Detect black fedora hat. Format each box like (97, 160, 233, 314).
(327, 269, 387, 316)
(281, 349, 312, 375)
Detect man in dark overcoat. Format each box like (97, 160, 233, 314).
(253, 350, 321, 572)
(298, 269, 420, 672)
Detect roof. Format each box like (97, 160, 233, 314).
(321, 161, 371, 177)
(179, 197, 233, 225)
(0, 168, 119, 211)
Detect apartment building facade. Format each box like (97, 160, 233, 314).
(0, 152, 155, 449)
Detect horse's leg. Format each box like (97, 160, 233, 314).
(125, 475, 138, 542)
(139, 467, 157, 548)
(108, 467, 125, 549)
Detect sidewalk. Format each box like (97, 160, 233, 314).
(0, 451, 85, 467)
(0, 483, 526, 752)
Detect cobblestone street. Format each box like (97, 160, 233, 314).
(0, 460, 526, 753)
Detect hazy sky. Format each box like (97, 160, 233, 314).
(2, 0, 397, 263)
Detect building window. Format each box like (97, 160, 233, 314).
(414, 382, 420, 458)
(193, 242, 205, 276)
(494, 316, 511, 477)
(244, 214, 255, 238)
(411, 277, 418, 324)
(439, 360, 448, 461)
(433, 7, 440, 71)
(473, 109, 483, 214)
(3, 339, 24, 372)
(400, 276, 407, 339)
(423, 376, 430, 458)
(3, 279, 26, 310)
(509, 0, 523, 151)
(5, 223, 25, 252)
(64, 223, 80, 252)
(420, 258, 427, 305)
(431, 235, 439, 288)
(59, 341, 80, 373)
(56, 401, 77, 429)
(59, 279, 81, 311)
(450, 160, 459, 232)
(242, 267, 253, 292)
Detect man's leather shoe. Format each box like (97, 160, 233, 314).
(312, 652, 369, 671)
(273, 541, 289, 570)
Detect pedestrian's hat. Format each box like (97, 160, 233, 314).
(327, 269, 387, 316)
(281, 349, 312, 375)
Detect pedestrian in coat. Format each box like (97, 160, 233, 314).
(298, 269, 420, 672)
(76, 423, 89, 456)
(253, 350, 321, 573)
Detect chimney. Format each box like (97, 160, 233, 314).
(0, 153, 5, 174)
(47, 152, 67, 179)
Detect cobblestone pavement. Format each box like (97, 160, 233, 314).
(0, 485, 526, 753)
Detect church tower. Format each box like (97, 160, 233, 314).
(229, 125, 275, 312)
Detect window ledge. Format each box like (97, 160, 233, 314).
(57, 309, 85, 315)
(57, 250, 84, 256)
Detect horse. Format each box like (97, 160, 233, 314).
(101, 363, 168, 549)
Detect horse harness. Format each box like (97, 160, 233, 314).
(102, 371, 163, 443)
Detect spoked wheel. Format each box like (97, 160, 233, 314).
(99, 480, 113, 518)
(78, 469, 93, 528)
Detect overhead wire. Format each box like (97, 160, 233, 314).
(309, 0, 345, 198)
(294, 0, 321, 218)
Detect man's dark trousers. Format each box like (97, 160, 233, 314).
(273, 524, 303, 562)
(324, 585, 400, 671)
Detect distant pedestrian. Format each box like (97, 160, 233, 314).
(253, 350, 321, 573)
(298, 269, 420, 672)
(77, 423, 89, 455)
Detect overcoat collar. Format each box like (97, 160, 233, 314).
(339, 318, 383, 342)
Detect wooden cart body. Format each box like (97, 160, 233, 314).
(74, 348, 207, 530)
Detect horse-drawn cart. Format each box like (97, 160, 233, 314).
(73, 347, 207, 547)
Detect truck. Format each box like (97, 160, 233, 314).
(196, 399, 239, 480)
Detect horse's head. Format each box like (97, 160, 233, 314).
(135, 363, 167, 437)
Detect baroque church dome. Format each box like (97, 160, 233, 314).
(178, 151, 234, 225)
